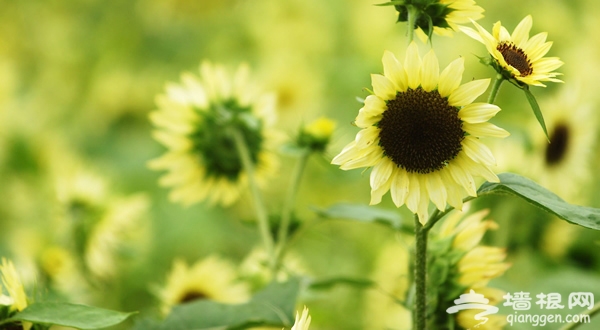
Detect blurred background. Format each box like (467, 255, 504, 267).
(0, 0, 599, 329)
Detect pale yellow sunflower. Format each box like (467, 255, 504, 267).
(461, 15, 563, 87)
(391, 0, 484, 40)
(436, 209, 510, 330)
(291, 306, 311, 330)
(157, 256, 249, 315)
(0, 258, 28, 312)
(527, 85, 596, 203)
(149, 61, 279, 207)
(332, 42, 508, 223)
(414, 0, 485, 39)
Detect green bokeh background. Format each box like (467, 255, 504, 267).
(1, 0, 599, 329)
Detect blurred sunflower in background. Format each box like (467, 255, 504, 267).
(527, 85, 597, 203)
(332, 42, 508, 223)
(149, 62, 280, 207)
(157, 256, 249, 315)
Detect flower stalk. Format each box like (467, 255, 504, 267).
(413, 195, 477, 329)
(274, 150, 311, 269)
(406, 5, 419, 44)
(487, 74, 505, 104)
(230, 128, 276, 271)
(559, 301, 600, 330)
(413, 213, 428, 330)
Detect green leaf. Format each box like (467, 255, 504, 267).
(313, 203, 405, 231)
(135, 278, 301, 330)
(308, 276, 375, 290)
(478, 173, 600, 230)
(522, 86, 550, 141)
(6, 302, 134, 329)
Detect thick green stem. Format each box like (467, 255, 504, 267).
(559, 301, 600, 330)
(407, 5, 419, 45)
(274, 151, 310, 269)
(230, 128, 275, 270)
(413, 196, 477, 329)
(414, 214, 428, 330)
(487, 74, 504, 104)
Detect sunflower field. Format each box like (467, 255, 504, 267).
(1, 0, 600, 329)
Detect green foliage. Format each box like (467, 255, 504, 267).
(313, 203, 408, 232)
(478, 173, 600, 230)
(133, 278, 301, 330)
(1, 303, 134, 330)
(308, 276, 375, 290)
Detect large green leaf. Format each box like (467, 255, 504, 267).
(135, 278, 301, 330)
(5, 302, 134, 329)
(478, 173, 600, 230)
(313, 203, 404, 231)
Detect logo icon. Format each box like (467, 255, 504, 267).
(446, 290, 499, 329)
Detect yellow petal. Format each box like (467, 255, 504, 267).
(461, 136, 497, 166)
(463, 122, 510, 138)
(391, 168, 409, 208)
(438, 57, 464, 98)
(405, 174, 421, 213)
(458, 103, 501, 124)
(371, 74, 396, 100)
(370, 172, 392, 205)
(370, 159, 394, 191)
(511, 15, 532, 48)
(421, 50, 439, 92)
(448, 163, 477, 196)
(425, 171, 447, 211)
(404, 42, 422, 90)
(448, 79, 490, 107)
(382, 51, 408, 92)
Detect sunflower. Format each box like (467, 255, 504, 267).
(149, 61, 279, 207)
(291, 306, 312, 330)
(393, 0, 484, 39)
(461, 15, 563, 87)
(0, 258, 27, 312)
(157, 256, 249, 315)
(332, 42, 508, 223)
(527, 85, 596, 202)
(435, 209, 510, 330)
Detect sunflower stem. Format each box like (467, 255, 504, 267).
(407, 5, 419, 45)
(414, 213, 428, 330)
(487, 74, 504, 104)
(559, 301, 600, 330)
(274, 150, 311, 270)
(230, 128, 276, 272)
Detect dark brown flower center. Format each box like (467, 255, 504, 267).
(378, 88, 464, 174)
(545, 122, 569, 166)
(179, 290, 208, 303)
(497, 42, 533, 76)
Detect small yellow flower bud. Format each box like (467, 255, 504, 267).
(303, 117, 336, 141)
(297, 117, 336, 152)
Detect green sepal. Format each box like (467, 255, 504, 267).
(478, 173, 600, 230)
